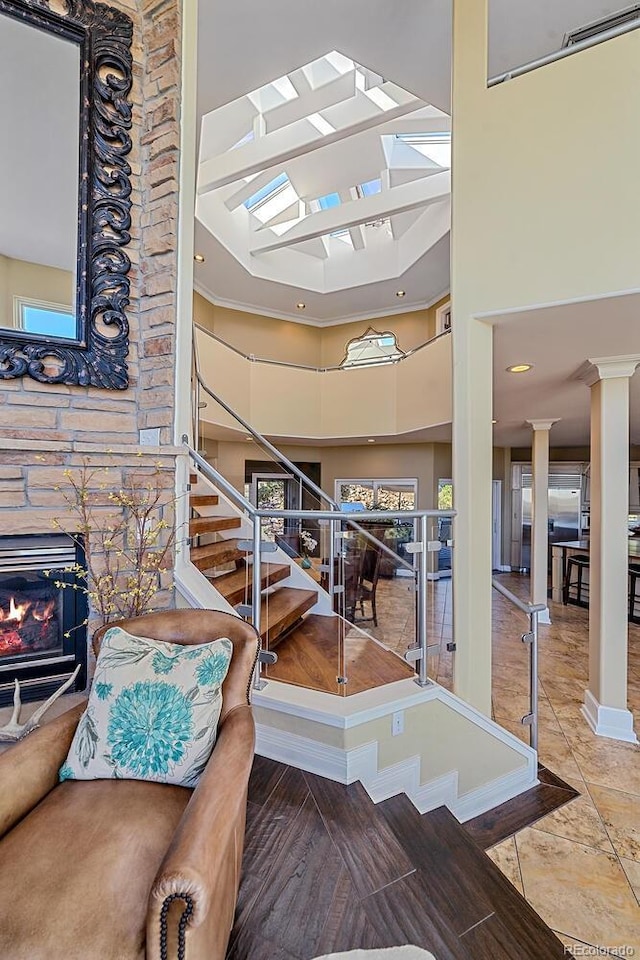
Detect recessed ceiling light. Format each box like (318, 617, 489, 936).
(194, 253, 205, 263)
(507, 363, 533, 373)
(296, 302, 306, 310)
(396, 290, 406, 298)
(367, 438, 376, 443)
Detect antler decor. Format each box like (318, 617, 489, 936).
(0, 666, 81, 742)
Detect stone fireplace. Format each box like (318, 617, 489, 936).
(0, 534, 87, 707)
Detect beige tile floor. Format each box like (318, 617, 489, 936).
(370, 571, 640, 956)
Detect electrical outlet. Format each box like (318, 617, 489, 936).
(392, 711, 404, 736)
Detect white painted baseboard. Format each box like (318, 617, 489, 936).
(582, 689, 639, 744)
(255, 720, 538, 822)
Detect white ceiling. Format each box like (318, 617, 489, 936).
(0, 13, 78, 273)
(195, 1, 623, 325)
(492, 293, 640, 449)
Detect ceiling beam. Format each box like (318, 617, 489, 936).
(198, 85, 424, 194)
(249, 171, 450, 255)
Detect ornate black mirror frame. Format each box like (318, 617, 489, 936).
(0, 0, 133, 390)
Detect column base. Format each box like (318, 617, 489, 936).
(537, 607, 551, 625)
(582, 689, 638, 744)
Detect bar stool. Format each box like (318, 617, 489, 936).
(629, 564, 640, 623)
(563, 554, 590, 607)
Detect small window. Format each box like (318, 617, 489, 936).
(340, 326, 405, 369)
(435, 301, 451, 335)
(14, 297, 76, 340)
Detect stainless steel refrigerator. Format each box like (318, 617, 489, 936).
(520, 476, 581, 572)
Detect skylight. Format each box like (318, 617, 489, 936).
(330, 228, 353, 247)
(243, 173, 299, 226)
(317, 193, 341, 211)
(357, 179, 382, 198)
(396, 132, 451, 167)
(243, 173, 288, 211)
(363, 86, 397, 111)
(230, 130, 254, 151)
(308, 113, 335, 136)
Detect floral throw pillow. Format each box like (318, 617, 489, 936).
(59, 626, 233, 788)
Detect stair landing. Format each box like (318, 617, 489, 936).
(266, 613, 415, 696)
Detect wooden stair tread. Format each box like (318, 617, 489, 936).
(191, 538, 245, 570)
(211, 563, 291, 606)
(189, 515, 241, 536)
(267, 613, 414, 695)
(190, 493, 219, 508)
(261, 587, 317, 647)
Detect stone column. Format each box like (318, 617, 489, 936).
(578, 356, 640, 743)
(526, 420, 559, 624)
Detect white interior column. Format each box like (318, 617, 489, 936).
(452, 315, 493, 716)
(526, 419, 559, 624)
(579, 356, 640, 743)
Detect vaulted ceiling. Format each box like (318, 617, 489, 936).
(195, 0, 622, 325)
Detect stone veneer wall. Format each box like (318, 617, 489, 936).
(0, 0, 185, 648)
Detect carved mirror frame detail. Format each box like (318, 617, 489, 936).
(0, 0, 133, 390)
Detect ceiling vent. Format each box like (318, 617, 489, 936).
(562, 5, 640, 46)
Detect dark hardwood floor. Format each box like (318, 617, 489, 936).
(228, 757, 566, 960)
(463, 763, 579, 849)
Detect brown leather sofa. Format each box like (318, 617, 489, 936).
(0, 609, 260, 960)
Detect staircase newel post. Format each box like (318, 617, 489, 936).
(252, 514, 265, 691)
(416, 513, 430, 687)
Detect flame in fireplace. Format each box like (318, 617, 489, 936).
(0, 597, 29, 623)
(33, 600, 55, 622)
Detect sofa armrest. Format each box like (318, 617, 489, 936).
(146, 703, 255, 960)
(0, 700, 86, 840)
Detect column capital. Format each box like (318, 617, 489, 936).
(576, 355, 640, 387)
(526, 419, 560, 431)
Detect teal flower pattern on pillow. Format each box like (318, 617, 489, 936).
(60, 628, 233, 787)
(152, 650, 178, 675)
(107, 681, 194, 777)
(196, 650, 231, 687)
(94, 682, 113, 701)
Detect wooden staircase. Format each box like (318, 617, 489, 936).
(187, 468, 416, 695)
(189, 475, 320, 651)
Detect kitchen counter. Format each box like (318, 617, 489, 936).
(551, 539, 640, 603)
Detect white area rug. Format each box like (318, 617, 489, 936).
(313, 948, 436, 960)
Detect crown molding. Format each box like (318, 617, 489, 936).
(194, 280, 450, 328)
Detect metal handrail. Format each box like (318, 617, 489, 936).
(491, 578, 546, 616)
(190, 372, 416, 574)
(491, 577, 543, 751)
(193, 320, 450, 373)
(488, 17, 640, 87)
(184, 440, 455, 690)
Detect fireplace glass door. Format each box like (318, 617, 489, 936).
(0, 570, 65, 663)
(0, 534, 86, 706)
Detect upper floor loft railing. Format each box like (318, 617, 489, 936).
(193, 323, 452, 442)
(488, 11, 640, 86)
(193, 322, 450, 373)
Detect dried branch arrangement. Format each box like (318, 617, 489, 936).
(47, 457, 176, 628)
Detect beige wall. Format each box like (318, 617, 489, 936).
(196, 328, 452, 441)
(0, 255, 73, 330)
(209, 438, 452, 511)
(254, 696, 529, 799)
(453, 6, 640, 315)
(194, 292, 450, 368)
(194, 295, 320, 366)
